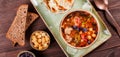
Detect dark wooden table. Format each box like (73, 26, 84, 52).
(0, 0, 120, 57)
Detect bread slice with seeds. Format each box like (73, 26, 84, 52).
(6, 4, 28, 46)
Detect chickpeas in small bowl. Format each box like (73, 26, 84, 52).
(30, 31, 50, 51)
(60, 10, 100, 49)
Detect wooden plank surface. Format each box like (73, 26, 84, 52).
(0, 0, 120, 57)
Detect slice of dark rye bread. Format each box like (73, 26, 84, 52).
(6, 4, 38, 46)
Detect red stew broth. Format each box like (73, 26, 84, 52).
(61, 11, 98, 47)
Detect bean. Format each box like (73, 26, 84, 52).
(37, 35, 41, 39)
(89, 27, 93, 31)
(42, 38, 45, 45)
(38, 46, 42, 50)
(34, 32, 39, 36)
(41, 33, 46, 36)
(87, 35, 92, 40)
(38, 39, 42, 43)
(45, 37, 49, 42)
(43, 43, 48, 48)
(31, 36, 36, 41)
(34, 43, 38, 48)
(92, 34, 96, 38)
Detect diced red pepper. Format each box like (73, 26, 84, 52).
(80, 38, 87, 47)
(91, 18, 96, 23)
(70, 30, 76, 38)
(81, 33, 87, 39)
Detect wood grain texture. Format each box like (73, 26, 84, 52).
(0, 0, 120, 57)
(0, 0, 66, 57)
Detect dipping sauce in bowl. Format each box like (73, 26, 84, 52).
(17, 51, 35, 57)
(60, 10, 99, 48)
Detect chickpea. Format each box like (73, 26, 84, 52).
(38, 46, 43, 50)
(38, 39, 42, 43)
(35, 32, 39, 36)
(89, 28, 93, 31)
(34, 42, 39, 48)
(34, 41, 38, 45)
(79, 31, 83, 34)
(92, 30, 95, 33)
(81, 39, 84, 42)
(61, 25, 64, 28)
(88, 35, 92, 40)
(64, 22, 67, 25)
(45, 37, 49, 42)
(37, 35, 42, 39)
(34, 44, 38, 48)
(87, 31, 91, 35)
(32, 36, 36, 40)
(43, 43, 48, 48)
(92, 33, 96, 38)
(81, 24, 85, 27)
(42, 38, 45, 45)
(31, 40, 35, 43)
(32, 36, 37, 42)
(71, 42, 76, 46)
(41, 33, 46, 36)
